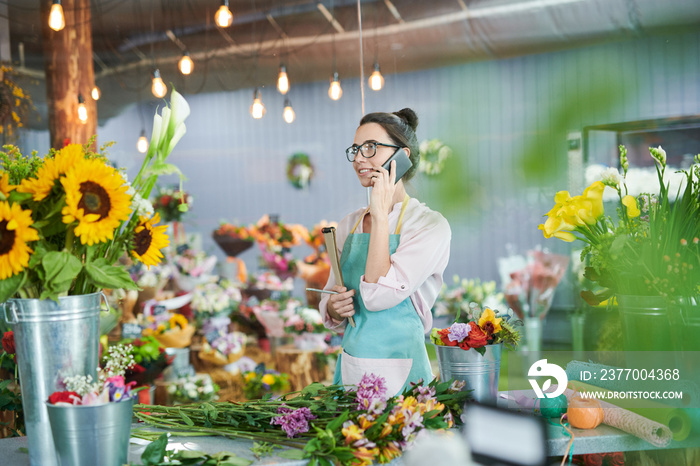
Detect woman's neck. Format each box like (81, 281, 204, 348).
(390, 182, 407, 211)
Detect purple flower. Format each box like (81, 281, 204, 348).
(447, 323, 470, 342)
(414, 385, 436, 404)
(355, 373, 388, 410)
(271, 405, 317, 438)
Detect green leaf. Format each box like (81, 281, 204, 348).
(0, 272, 24, 302)
(84, 258, 138, 290)
(174, 449, 207, 459)
(179, 410, 195, 426)
(41, 251, 82, 297)
(277, 450, 306, 460)
(141, 433, 169, 465)
(610, 234, 627, 255)
(300, 382, 325, 396)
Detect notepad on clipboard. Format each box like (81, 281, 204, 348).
(322, 226, 355, 327)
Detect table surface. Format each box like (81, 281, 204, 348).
(2, 392, 699, 465)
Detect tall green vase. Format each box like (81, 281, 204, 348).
(617, 295, 672, 352)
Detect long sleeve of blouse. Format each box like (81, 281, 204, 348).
(319, 198, 451, 333)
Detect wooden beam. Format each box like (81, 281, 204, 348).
(41, 0, 97, 149)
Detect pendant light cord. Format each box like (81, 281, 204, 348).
(356, 0, 364, 116)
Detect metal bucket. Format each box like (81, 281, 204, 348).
(434, 343, 502, 404)
(46, 397, 135, 466)
(3, 292, 105, 466)
(617, 295, 672, 352)
(164, 347, 194, 381)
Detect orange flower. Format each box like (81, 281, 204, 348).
(342, 423, 365, 445)
(351, 447, 379, 466)
(378, 442, 402, 463)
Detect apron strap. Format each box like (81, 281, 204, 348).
(349, 195, 410, 235)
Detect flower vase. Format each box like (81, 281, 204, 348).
(434, 344, 502, 404)
(617, 295, 672, 352)
(571, 313, 586, 353)
(3, 292, 104, 466)
(46, 397, 135, 466)
(667, 297, 700, 352)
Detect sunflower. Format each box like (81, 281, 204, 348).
(477, 307, 503, 336)
(0, 172, 16, 198)
(0, 201, 39, 279)
(17, 143, 85, 201)
(61, 158, 132, 245)
(131, 212, 169, 268)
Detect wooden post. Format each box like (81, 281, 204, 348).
(40, 0, 97, 149)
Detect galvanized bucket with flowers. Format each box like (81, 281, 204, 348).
(0, 90, 190, 465)
(430, 304, 520, 404)
(539, 145, 700, 352)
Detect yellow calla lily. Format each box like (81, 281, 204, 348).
(581, 181, 605, 220)
(622, 195, 640, 218)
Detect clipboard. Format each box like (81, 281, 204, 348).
(322, 226, 355, 327)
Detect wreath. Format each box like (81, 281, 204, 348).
(286, 152, 314, 189)
(418, 139, 453, 176)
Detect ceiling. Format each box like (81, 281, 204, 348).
(4, 0, 700, 128)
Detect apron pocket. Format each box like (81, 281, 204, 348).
(340, 350, 413, 396)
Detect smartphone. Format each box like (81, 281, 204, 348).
(381, 148, 412, 184)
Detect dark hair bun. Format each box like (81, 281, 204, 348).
(393, 108, 418, 132)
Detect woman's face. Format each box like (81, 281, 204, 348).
(351, 123, 401, 187)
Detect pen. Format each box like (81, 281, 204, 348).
(305, 288, 338, 295)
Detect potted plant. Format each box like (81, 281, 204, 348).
(430, 306, 520, 403)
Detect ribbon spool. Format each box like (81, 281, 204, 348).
(539, 394, 568, 418)
(567, 393, 604, 429)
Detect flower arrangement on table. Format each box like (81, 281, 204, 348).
(171, 246, 218, 292)
(167, 374, 219, 404)
(121, 335, 173, 387)
(297, 221, 335, 294)
(190, 279, 242, 327)
(286, 152, 314, 189)
(242, 365, 290, 399)
(250, 215, 307, 279)
(0, 64, 36, 144)
(432, 274, 508, 323)
(418, 138, 453, 176)
(152, 184, 192, 223)
(246, 271, 294, 294)
(51, 342, 137, 406)
(134, 375, 469, 465)
(430, 306, 521, 355)
(539, 145, 700, 305)
(0, 90, 190, 302)
(198, 331, 248, 366)
(212, 221, 254, 265)
(141, 312, 195, 348)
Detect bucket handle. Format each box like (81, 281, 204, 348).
(100, 291, 111, 314)
(3, 301, 18, 325)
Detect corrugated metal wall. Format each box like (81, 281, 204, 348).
(19, 30, 700, 312)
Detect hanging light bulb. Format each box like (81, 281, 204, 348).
(282, 98, 295, 124)
(328, 72, 342, 101)
(369, 62, 384, 91)
(77, 94, 88, 124)
(178, 52, 193, 75)
(137, 130, 149, 153)
(49, 0, 65, 32)
(91, 85, 101, 100)
(250, 89, 266, 119)
(277, 64, 289, 95)
(215, 0, 233, 28)
(151, 69, 167, 98)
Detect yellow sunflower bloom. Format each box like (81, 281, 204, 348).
(261, 373, 276, 386)
(169, 313, 188, 330)
(131, 212, 170, 268)
(0, 172, 16, 198)
(478, 307, 503, 336)
(0, 201, 39, 279)
(61, 158, 132, 245)
(18, 143, 86, 201)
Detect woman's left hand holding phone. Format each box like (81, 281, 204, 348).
(326, 285, 356, 322)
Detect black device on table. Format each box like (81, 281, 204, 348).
(462, 403, 548, 466)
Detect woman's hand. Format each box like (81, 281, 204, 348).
(369, 160, 396, 219)
(326, 285, 355, 321)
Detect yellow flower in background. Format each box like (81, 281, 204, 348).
(622, 195, 640, 218)
(0, 173, 16, 198)
(342, 422, 364, 445)
(18, 143, 85, 201)
(478, 307, 502, 336)
(169, 313, 188, 330)
(581, 181, 605, 220)
(61, 158, 132, 245)
(261, 373, 276, 386)
(0, 201, 39, 279)
(131, 212, 170, 268)
(244, 372, 256, 383)
(538, 216, 576, 242)
(357, 414, 375, 430)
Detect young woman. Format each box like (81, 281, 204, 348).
(319, 108, 451, 395)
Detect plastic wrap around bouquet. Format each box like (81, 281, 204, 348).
(198, 332, 248, 366)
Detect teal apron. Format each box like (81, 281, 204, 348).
(332, 195, 433, 395)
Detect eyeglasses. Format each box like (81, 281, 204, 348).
(345, 141, 400, 162)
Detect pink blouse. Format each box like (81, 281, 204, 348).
(319, 197, 451, 334)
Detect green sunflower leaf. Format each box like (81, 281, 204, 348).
(0, 272, 25, 302)
(84, 258, 138, 290)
